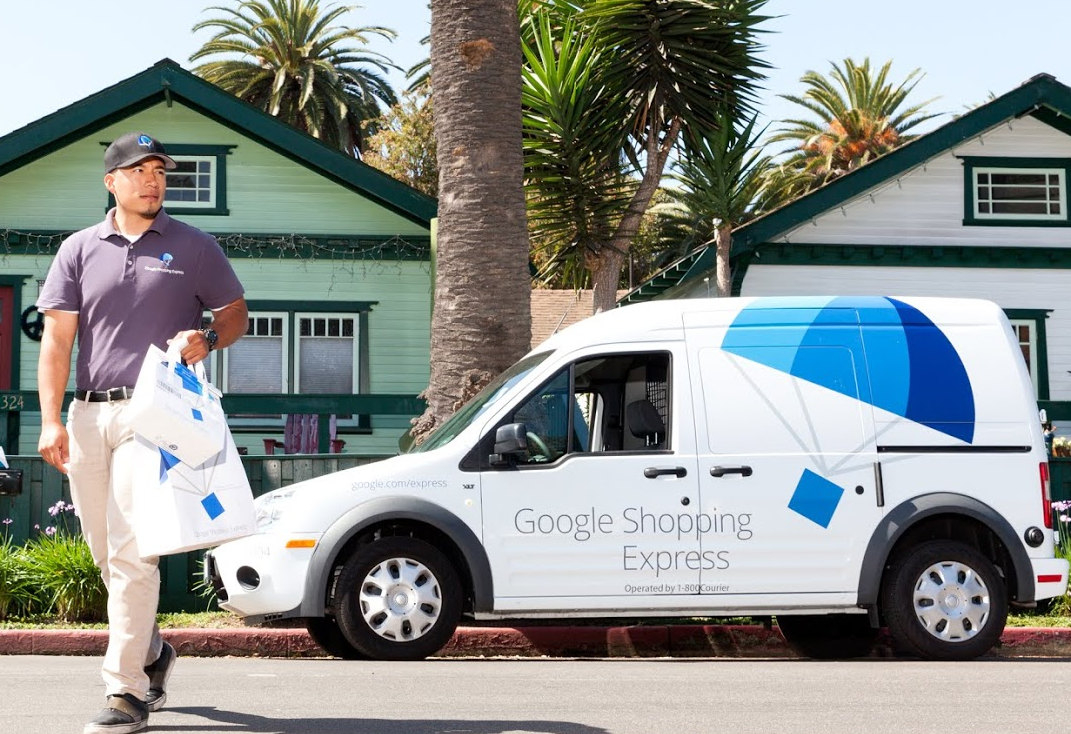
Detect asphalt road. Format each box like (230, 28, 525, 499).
(2, 655, 1067, 734)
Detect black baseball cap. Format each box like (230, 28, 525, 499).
(104, 132, 177, 173)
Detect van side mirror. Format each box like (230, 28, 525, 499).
(490, 423, 528, 466)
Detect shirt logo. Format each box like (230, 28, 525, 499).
(137, 134, 153, 148)
(145, 252, 185, 276)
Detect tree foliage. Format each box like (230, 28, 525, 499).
(521, 0, 770, 312)
(769, 58, 940, 191)
(190, 0, 399, 155)
(659, 109, 778, 296)
(363, 90, 438, 196)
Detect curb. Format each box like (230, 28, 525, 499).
(1, 625, 1069, 658)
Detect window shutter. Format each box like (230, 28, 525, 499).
(299, 338, 353, 393)
(228, 338, 284, 392)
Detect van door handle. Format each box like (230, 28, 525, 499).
(644, 467, 688, 479)
(711, 465, 753, 478)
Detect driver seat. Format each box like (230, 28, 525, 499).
(626, 399, 665, 448)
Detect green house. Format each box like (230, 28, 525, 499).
(0, 58, 434, 456)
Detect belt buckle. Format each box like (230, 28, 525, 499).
(109, 387, 129, 402)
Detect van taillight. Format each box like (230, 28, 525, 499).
(1041, 462, 1053, 530)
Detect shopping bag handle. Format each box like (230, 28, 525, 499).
(164, 338, 221, 397)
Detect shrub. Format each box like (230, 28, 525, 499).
(21, 530, 106, 623)
(0, 534, 40, 620)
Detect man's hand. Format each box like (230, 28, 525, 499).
(39, 421, 70, 474)
(169, 329, 210, 365)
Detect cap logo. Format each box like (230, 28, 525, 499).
(137, 134, 153, 148)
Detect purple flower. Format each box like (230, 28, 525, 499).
(1, 518, 11, 526)
(1062, 515, 1070, 524)
(44, 526, 56, 536)
(49, 500, 74, 516)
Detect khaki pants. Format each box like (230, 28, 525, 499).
(67, 399, 163, 700)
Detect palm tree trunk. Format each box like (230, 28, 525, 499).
(413, 0, 531, 442)
(715, 222, 733, 298)
(589, 118, 681, 313)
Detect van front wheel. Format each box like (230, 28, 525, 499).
(336, 537, 462, 661)
(882, 540, 1007, 660)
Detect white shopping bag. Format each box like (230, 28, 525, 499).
(129, 344, 227, 467)
(131, 431, 257, 559)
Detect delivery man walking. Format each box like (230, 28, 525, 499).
(36, 131, 248, 734)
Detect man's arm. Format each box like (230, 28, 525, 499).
(172, 297, 249, 365)
(38, 310, 78, 473)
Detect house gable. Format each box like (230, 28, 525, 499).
(625, 73, 1071, 304)
(0, 58, 436, 227)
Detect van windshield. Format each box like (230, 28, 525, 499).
(411, 351, 553, 453)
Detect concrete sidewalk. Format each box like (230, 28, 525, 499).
(2, 624, 1070, 658)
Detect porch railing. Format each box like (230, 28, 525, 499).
(0, 391, 425, 455)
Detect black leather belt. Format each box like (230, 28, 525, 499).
(74, 387, 134, 402)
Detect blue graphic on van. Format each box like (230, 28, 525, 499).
(788, 469, 844, 528)
(722, 296, 975, 443)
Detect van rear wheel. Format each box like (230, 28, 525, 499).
(336, 537, 462, 661)
(776, 614, 878, 659)
(881, 540, 1007, 660)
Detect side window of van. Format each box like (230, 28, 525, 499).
(504, 351, 672, 465)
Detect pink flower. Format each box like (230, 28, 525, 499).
(44, 526, 56, 536)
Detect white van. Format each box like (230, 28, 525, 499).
(205, 296, 1068, 661)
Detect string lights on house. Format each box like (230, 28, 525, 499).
(0, 229, 430, 272)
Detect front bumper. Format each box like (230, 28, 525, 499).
(204, 531, 321, 621)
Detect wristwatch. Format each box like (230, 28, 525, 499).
(200, 327, 219, 351)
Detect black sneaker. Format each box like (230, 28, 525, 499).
(84, 693, 148, 734)
(144, 640, 176, 712)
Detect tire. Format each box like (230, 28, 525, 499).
(776, 614, 878, 659)
(881, 540, 1008, 660)
(335, 537, 463, 661)
(305, 616, 368, 660)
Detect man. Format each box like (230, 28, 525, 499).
(37, 131, 248, 734)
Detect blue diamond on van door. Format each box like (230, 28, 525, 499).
(788, 469, 844, 528)
(201, 492, 225, 520)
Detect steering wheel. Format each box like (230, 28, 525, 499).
(525, 431, 551, 462)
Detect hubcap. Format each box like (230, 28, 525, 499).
(912, 560, 990, 642)
(359, 555, 442, 642)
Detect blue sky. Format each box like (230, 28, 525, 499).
(2, 0, 1069, 141)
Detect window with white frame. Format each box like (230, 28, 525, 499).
(296, 315, 358, 419)
(166, 157, 216, 209)
(963, 157, 1071, 225)
(206, 312, 289, 420)
(974, 168, 1065, 220)
(206, 307, 369, 428)
(224, 313, 289, 393)
(1009, 319, 1038, 396)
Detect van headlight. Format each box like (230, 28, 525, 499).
(255, 488, 296, 530)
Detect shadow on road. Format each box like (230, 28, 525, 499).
(155, 707, 609, 734)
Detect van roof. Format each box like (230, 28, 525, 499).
(537, 296, 1006, 353)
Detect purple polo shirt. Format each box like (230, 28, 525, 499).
(38, 209, 244, 391)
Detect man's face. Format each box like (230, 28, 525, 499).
(104, 157, 168, 219)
